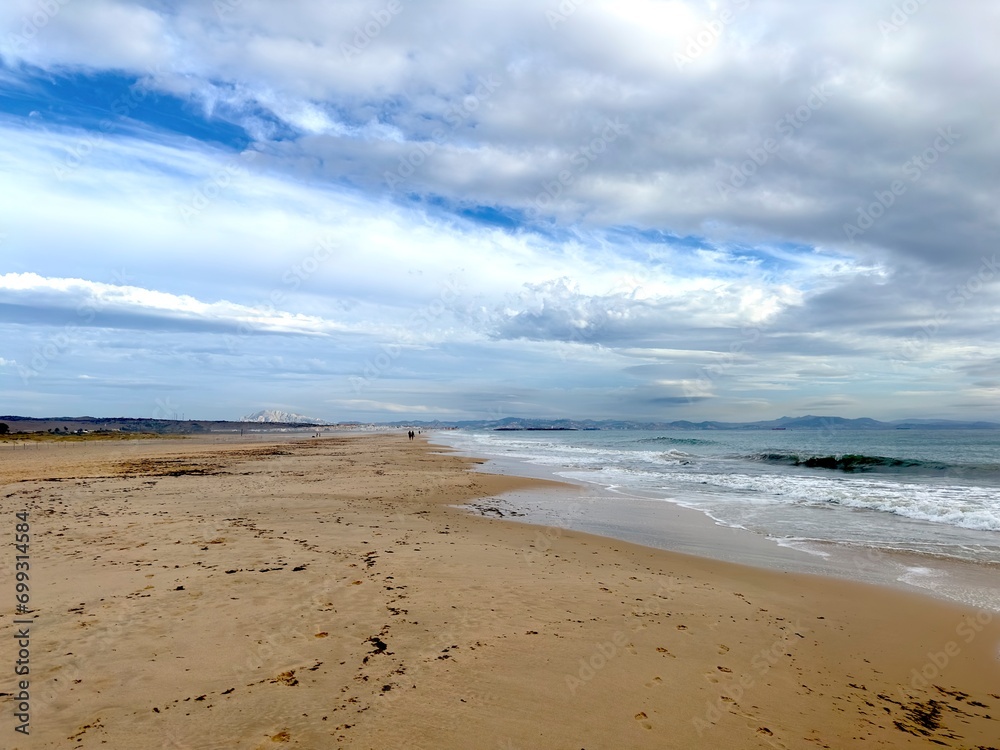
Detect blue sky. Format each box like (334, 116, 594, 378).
(1, 0, 998, 423)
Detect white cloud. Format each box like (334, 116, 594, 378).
(2, 1, 994, 275)
(1, 0, 169, 70)
(0, 120, 853, 327)
(327, 399, 465, 415)
(0, 271, 353, 335)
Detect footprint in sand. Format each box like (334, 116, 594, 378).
(634, 711, 652, 730)
(644, 676, 663, 688)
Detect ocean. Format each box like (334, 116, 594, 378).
(434, 428, 1000, 611)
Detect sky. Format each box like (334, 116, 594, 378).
(1, 0, 998, 424)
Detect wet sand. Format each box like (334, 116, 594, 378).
(1, 433, 998, 748)
(471, 471, 1000, 614)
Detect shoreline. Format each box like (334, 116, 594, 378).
(433, 431, 1000, 613)
(2, 433, 998, 748)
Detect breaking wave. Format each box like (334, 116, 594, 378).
(746, 452, 989, 475)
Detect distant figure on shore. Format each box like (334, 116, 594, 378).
(407, 430, 414, 440)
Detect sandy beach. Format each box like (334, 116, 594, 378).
(2, 433, 998, 749)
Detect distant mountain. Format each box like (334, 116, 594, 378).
(378, 414, 1000, 431)
(241, 409, 327, 425)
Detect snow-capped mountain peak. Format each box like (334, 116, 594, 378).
(241, 409, 326, 424)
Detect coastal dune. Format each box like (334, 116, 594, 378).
(1, 433, 998, 748)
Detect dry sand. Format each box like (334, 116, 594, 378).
(1, 433, 998, 749)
